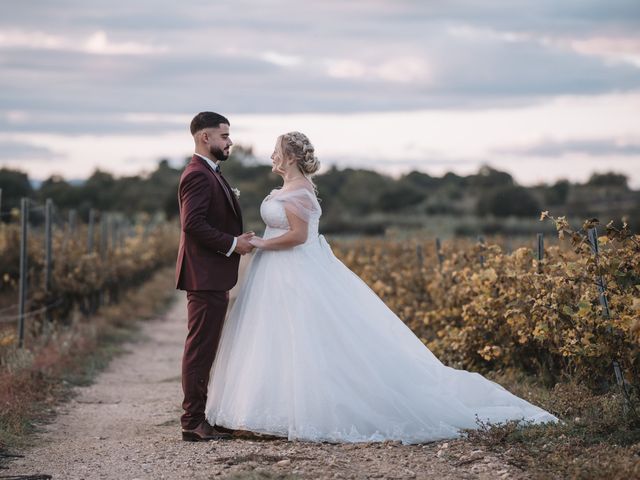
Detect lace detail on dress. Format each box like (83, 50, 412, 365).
(260, 186, 321, 240)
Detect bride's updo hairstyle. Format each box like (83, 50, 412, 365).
(280, 131, 320, 176)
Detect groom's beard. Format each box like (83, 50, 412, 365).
(210, 145, 229, 162)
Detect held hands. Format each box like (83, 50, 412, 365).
(249, 236, 267, 249)
(234, 231, 256, 255)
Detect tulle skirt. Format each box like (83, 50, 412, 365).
(205, 229, 558, 443)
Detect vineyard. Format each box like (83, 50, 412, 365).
(331, 215, 640, 393)
(0, 203, 178, 350)
(2, 205, 637, 391)
(329, 214, 640, 476)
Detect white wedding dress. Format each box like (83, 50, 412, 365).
(205, 185, 558, 444)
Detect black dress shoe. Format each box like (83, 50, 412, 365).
(182, 421, 232, 442)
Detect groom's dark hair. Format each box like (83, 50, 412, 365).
(190, 111, 230, 135)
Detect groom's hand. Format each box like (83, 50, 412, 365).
(234, 231, 255, 255)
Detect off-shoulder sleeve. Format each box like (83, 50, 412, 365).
(274, 188, 320, 223)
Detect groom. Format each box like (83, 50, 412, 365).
(176, 111, 255, 441)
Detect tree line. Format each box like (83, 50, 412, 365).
(1, 146, 638, 235)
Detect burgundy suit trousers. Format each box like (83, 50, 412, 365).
(181, 290, 229, 430)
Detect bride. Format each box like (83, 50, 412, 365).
(205, 132, 558, 444)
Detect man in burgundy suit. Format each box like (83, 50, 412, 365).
(176, 112, 255, 441)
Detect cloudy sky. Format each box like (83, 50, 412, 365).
(1, 0, 640, 186)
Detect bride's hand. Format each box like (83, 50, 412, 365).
(249, 236, 266, 249)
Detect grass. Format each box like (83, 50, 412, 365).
(0, 266, 177, 459)
(465, 371, 640, 479)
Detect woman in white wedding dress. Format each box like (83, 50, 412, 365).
(205, 132, 558, 444)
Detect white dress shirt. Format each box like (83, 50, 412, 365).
(194, 153, 237, 257)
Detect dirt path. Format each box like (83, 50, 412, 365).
(6, 286, 526, 479)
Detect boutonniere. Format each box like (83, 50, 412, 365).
(231, 187, 241, 199)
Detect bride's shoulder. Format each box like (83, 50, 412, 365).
(271, 180, 317, 199)
(280, 186, 317, 201)
(264, 187, 283, 200)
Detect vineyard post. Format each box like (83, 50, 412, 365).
(112, 217, 119, 252)
(416, 244, 424, 266)
(44, 199, 53, 327)
(44, 199, 53, 291)
(68, 209, 77, 235)
(99, 213, 109, 308)
(143, 220, 150, 241)
(477, 235, 485, 267)
(62, 209, 75, 252)
(587, 226, 632, 414)
(17, 198, 29, 348)
(536, 233, 544, 273)
(435, 237, 444, 269)
(587, 227, 610, 317)
(100, 213, 108, 259)
(109, 218, 118, 304)
(88, 209, 96, 253)
(505, 236, 512, 255)
(119, 220, 126, 249)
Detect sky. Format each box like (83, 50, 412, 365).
(1, 0, 640, 187)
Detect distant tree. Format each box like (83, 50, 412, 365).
(82, 170, 116, 210)
(470, 165, 514, 189)
(315, 165, 348, 195)
(544, 179, 571, 206)
(402, 171, 441, 190)
(314, 166, 354, 213)
(477, 185, 541, 217)
(442, 171, 466, 187)
(112, 176, 147, 214)
(0, 168, 33, 214)
(215, 149, 282, 228)
(37, 175, 86, 208)
(377, 184, 425, 211)
(222, 148, 272, 182)
(441, 183, 464, 200)
(148, 160, 182, 218)
(586, 172, 628, 188)
(334, 169, 390, 215)
(229, 144, 256, 163)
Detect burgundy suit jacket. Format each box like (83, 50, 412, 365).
(175, 155, 243, 291)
